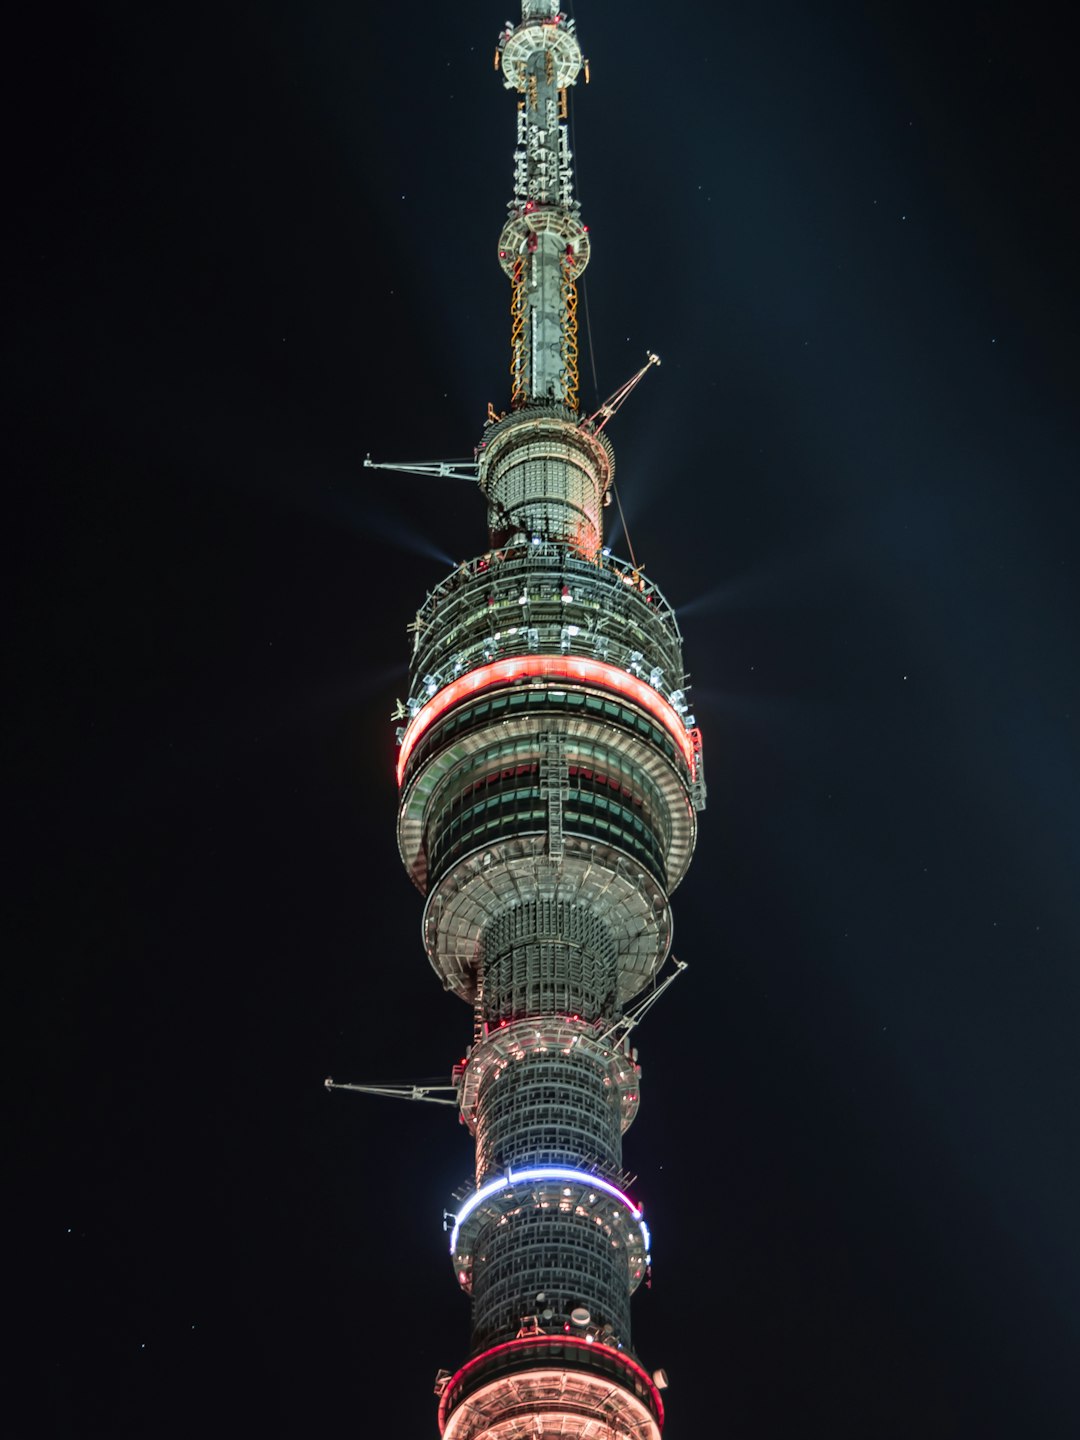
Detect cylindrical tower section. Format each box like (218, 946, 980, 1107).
(470, 1200, 633, 1352)
(495, 6, 586, 410)
(473, 1042, 625, 1181)
(450, 1168, 651, 1354)
(480, 900, 618, 1024)
(478, 412, 614, 557)
(405, 543, 689, 714)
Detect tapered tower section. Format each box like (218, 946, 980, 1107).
(387, 6, 704, 1436)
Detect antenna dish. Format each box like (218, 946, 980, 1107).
(570, 1307, 591, 1327)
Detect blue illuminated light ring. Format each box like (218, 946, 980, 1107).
(449, 1165, 651, 1259)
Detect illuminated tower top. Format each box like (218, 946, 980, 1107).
(365, 4, 660, 561)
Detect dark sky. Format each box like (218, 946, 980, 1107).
(9, 1, 1080, 1435)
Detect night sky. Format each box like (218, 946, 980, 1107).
(9, 1, 1080, 1435)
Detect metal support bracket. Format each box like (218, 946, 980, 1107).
(582, 353, 661, 435)
(364, 455, 480, 483)
(596, 956, 689, 1049)
(324, 1077, 460, 1106)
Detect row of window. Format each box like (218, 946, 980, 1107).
(414, 561, 681, 652)
(413, 617, 685, 701)
(480, 1055, 617, 1091)
(427, 786, 667, 887)
(563, 803, 666, 884)
(477, 1146, 619, 1182)
(475, 1239, 629, 1286)
(483, 948, 614, 978)
(478, 1117, 621, 1153)
(479, 1146, 620, 1177)
(473, 1263, 631, 1351)
(443, 739, 670, 844)
(479, 1100, 620, 1128)
(458, 761, 648, 812)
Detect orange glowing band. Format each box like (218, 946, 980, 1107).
(396, 656, 695, 786)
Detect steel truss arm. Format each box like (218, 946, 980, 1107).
(324, 1077, 460, 1106)
(364, 455, 480, 483)
(584, 352, 661, 435)
(596, 956, 688, 1048)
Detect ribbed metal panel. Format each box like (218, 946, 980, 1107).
(474, 1047, 623, 1181)
(470, 1204, 633, 1355)
(481, 900, 616, 1022)
(408, 543, 686, 699)
(480, 418, 613, 555)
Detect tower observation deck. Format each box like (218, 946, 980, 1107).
(362, 6, 705, 1436)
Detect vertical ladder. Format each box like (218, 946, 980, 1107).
(472, 964, 486, 1048)
(539, 732, 569, 860)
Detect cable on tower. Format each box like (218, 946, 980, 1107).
(611, 479, 638, 569)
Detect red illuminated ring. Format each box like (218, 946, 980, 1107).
(397, 656, 695, 786)
(437, 1334, 665, 1433)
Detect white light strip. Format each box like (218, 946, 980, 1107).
(449, 1165, 645, 1255)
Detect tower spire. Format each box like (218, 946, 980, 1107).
(475, 6, 611, 560)
(495, 5, 588, 411)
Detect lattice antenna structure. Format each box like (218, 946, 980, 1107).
(345, 6, 706, 1438)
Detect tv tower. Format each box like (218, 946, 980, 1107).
(348, 5, 705, 1435)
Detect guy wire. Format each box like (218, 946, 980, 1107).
(611, 481, 638, 570)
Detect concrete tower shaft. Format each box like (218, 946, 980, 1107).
(379, 7, 702, 1437)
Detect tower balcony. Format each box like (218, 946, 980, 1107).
(457, 1017, 642, 1151)
(448, 1167, 651, 1352)
(466, 1019, 635, 1182)
(439, 1337, 663, 1440)
(405, 543, 691, 731)
(418, 831, 674, 1010)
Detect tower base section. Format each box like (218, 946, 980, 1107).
(439, 1337, 663, 1440)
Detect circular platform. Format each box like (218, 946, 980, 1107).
(422, 834, 674, 1006)
(499, 22, 584, 93)
(449, 1164, 651, 1298)
(498, 208, 590, 280)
